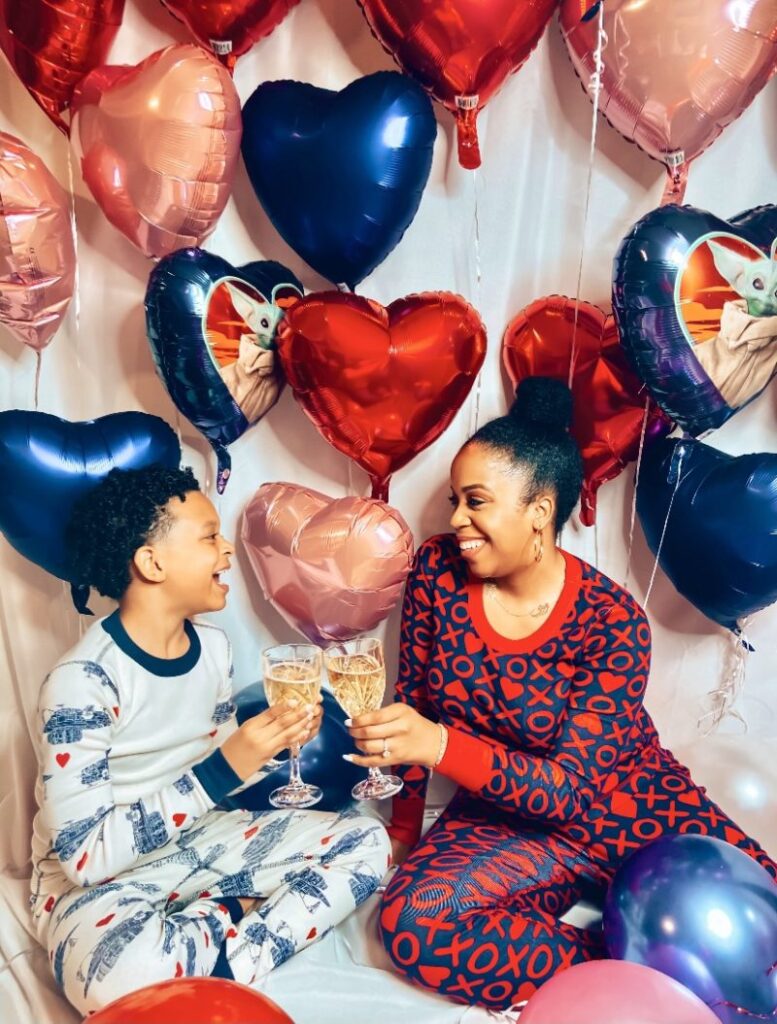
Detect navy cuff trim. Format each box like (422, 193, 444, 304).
(192, 749, 242, 804)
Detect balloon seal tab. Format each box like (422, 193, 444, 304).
(70, 583, 94, 616)
(660, 151, 688, 206)
(210, 39, 233, 55)
(370, 476, 390, 503)
(581, 1, 602, 22)
(214, 445, 232, 494)
(667, 442, 687, 485)
(454, 99, 481, 170)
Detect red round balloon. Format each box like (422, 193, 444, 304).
(0, 0, 125, 134)
(503, 296, 671, 526)
(162, 0, 300, 70)
(357, 0, 557, 168)
(87, 977, 294, 1024)
(276, 290, 487, 499)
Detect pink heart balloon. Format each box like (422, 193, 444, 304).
(71, 44, 242, 259)
(0, 132, 75, 351)
(560, 1, 777, 202)
(241, 483, 414, 645)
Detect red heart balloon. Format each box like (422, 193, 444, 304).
(357, 0, 557, 168)
(0, 0, 125, 134)
(502, 296, 671, 526)
(162, 0, 299, 71)
(276, 291, 487, 499)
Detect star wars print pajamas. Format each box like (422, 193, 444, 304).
(30, 611, 390, 1015)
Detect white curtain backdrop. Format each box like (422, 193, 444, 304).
(0, 3, 775, 1021)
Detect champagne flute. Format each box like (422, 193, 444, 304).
(325, 637, 403, 801)
(262, 643, 323, 809)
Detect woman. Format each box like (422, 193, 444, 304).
(346, 377, 776, 1012)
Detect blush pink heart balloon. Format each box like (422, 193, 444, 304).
(560, 0, 777, 203)
(71, 44, 242, 259)
(241, 482, 414, 645)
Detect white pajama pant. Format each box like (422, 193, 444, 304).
(44, 806, 390, 1015)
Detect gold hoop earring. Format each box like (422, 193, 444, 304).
(533, 526, 544, 563)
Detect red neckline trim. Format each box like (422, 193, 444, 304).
(466, 549, 583, 654)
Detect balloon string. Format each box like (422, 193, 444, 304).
(34, 351, 42, 409)
(623, 395, 651, 591)
(698, 620, 749, 735)
(0, 569, 24, 722)
(708, 998, 775, 1021)
(643, 443, 685, 612)
(468, 166, 483, 435)
(593, 518, 599, 568)
(65, 146, 82, 379)
(569, 2, 607, 388)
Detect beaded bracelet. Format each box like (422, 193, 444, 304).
(433, 722, 449, 767)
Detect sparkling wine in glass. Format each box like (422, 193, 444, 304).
(325, 637, 403, 801)
(262, 643, 323, 809)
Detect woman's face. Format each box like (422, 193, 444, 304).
(449, 442, 552, 579)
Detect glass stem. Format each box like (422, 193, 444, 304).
(367, 766, 384, 783)
(289, 744, 304, 789)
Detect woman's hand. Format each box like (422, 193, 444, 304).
(221, 696, 323, 780)
(346, 703, 440, 769)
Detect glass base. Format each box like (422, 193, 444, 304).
(269, 782, 323, 809)
(352, 772, 403, 802)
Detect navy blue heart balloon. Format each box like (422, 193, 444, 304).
(222, 684, 362, 812)
(0, 410, 180, 611)
(241, 71, 436, 290)
(613, 204, 777, 436)
(145, 248, 303, 493)
(637, 437, 777, 631)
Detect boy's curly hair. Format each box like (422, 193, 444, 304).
(65, 466, 200, 600)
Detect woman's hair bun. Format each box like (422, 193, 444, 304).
(509, 377, 573, 432)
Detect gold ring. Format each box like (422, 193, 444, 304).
(382, 742, 390, 759)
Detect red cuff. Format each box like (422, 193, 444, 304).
(436, 725, 493, 792)
(387, 794, 425, 847)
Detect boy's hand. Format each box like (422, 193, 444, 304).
(221, 697, 323, 781)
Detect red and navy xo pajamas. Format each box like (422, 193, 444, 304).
(380, 534, 776, 1010)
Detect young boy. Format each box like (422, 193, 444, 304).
(29, 466, 390, 1016)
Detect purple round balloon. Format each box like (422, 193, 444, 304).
(604, 834, 777, 1024)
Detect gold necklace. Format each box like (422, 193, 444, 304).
(485, 576, 563, 619)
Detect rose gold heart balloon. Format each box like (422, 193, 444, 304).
(241, 482, 414, 645)
(0, 132, 75, 352)
(560, 1, 777, 203)
(71, 45, 242, 259)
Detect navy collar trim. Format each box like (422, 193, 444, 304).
(102, 610, 201, 676)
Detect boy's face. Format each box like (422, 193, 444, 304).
(143, 490, 234, 615)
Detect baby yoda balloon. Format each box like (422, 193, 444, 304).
(709, 239, 777, 318)
(694, 239, 777, 412)
(145, 248, 303, 491)
(614, 204, 777, 436)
